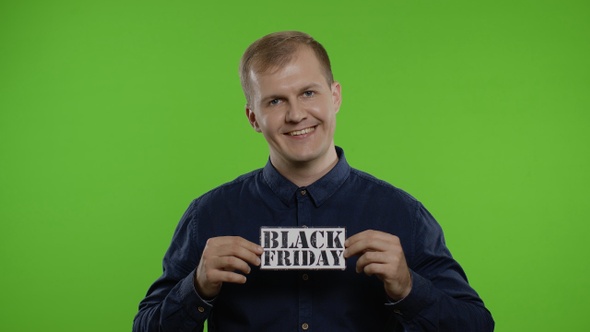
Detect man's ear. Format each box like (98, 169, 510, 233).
(245, 106, 262, 132)
(331, 81, 342, 113)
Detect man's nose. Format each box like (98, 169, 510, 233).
(286, 100, 307, 123)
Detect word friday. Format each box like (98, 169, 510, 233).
(260, 227, 346, 270)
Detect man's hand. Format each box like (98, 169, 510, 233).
(195, 236, 263, 300)
(344, 230, 412, 301)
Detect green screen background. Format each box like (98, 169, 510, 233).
(1, 1, 588, 331)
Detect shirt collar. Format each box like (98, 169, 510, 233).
(262, 146, 351, 207)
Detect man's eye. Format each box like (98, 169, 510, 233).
(303, 91, 315, 97)
(269, 99, 281, 106)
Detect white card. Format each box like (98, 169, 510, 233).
(260, 227, 346, 270)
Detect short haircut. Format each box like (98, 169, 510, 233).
(239, 31, 334, 105)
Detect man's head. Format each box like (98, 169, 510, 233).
(239, 31, 334, 106)
(240, 31, 342, 180)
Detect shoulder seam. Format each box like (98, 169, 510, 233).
(349, 168, 418, 203)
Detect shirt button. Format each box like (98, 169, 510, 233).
(302, 323, 309, 330)
(197, 306, 205, 313)
(300, 189, 307, 196)
(302, 273, 309, 281)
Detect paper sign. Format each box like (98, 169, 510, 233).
(260, 227, 346, 270)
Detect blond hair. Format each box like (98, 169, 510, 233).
(239, 31, 334, 105)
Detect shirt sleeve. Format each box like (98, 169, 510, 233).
(133, 200, 212, 332)
(385, 202, 495, 331)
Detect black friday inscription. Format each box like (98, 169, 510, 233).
(260, 227, 346, 270)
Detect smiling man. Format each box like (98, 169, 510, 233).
(133, 31, 494, 331)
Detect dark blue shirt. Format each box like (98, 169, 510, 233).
(133, 147, 494, 331)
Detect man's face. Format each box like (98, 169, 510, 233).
(246, 46, 342, 171)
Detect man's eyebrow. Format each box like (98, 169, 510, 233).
(300, 83, 323, 91)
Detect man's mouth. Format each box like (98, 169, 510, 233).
(287, 126, 316, 136)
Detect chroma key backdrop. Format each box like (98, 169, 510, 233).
(1, 1, 588, 331)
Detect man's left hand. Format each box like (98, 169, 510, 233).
(344, 230, 412, 301)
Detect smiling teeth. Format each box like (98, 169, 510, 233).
(288, 127, 315, 136)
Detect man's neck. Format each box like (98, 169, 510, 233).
(270, 149, 339, 187)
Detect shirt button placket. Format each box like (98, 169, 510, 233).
(296, 188, 312, 331)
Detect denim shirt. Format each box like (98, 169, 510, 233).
(133, 147, 494, 331)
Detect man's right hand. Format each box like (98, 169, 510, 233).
(195, 236, 263, 300)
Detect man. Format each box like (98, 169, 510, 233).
(133, 31, 494, 331)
